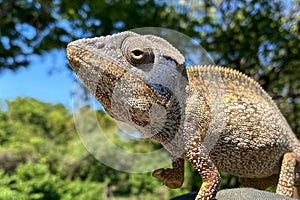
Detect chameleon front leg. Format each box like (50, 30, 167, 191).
(185, 141, 221, 200)
(276, 151, 300, 198)
(152, 157, 184, 189)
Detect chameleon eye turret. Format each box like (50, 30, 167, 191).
(127, 48, 154, 66)
(121, 35, 155, 67)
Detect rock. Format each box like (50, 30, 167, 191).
(170, 188, 296, 200)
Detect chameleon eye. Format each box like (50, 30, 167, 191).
(127, 48, 154, 67)
(131, 49, 144, 60)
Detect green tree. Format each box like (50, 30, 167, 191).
(0, 0, 189, 72)
(0, 97, 182, 198)
(0, 162, 105, 200)
(0, 98, 106, 199)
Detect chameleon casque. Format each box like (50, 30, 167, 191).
(66, 31, 300, 200)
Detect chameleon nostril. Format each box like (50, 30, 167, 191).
(96, 42, 105, 49)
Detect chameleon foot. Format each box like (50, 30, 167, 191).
(152, 157, 184, 189)
(152, 168, 184, 189)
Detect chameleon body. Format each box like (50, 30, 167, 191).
(67, 31, 300, 200)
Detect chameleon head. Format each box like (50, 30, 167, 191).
(67, 31, 186, 135)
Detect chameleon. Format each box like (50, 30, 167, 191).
(66, 31, 300, 200)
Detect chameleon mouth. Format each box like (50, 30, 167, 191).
(66, 43, 86, 73)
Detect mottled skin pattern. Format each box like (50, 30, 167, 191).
(66, 31, 300, 200)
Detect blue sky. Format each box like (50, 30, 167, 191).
(0, 49, 75, 109)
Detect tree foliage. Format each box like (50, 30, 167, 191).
(0, 97, 187, 199)
(0, 0, 188, 72)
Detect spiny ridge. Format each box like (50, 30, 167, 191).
(186, 65, 273, 101)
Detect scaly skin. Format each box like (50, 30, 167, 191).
(67, 31, 300, 200)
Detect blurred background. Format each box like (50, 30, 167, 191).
(0, 0, 299, 199)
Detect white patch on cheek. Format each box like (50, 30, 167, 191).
(149, 103, 167, 124)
